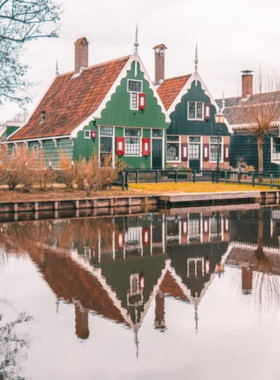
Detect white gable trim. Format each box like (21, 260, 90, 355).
(71, 52, 170, 138)
(167, 72, 232, 134)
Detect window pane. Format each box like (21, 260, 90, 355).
(273, 138, 280, 160)
(167, 143, 179, 161)
(125, 128, 141, 137)
(84, 130, 90, 138)
(189, 144, 200, 159)
(210, 143, 221, 161)
(167, 135, 179, 142)
(130, 93, 138, 109)
(152, 129, 163, 137)
(188, 102, 195, 119)
(125, 137, 140, 155)
(128, 80, 142, 92)
(210, 137, 219, 143)
(100, 127, 113, 136)
(196, 103, 203, 119)
(189, 136, 200, 142)
(100, 136, 112, 153)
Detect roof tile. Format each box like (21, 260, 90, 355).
(157, 75, 191, 110)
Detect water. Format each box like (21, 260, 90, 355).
(1, 205, 280, 380)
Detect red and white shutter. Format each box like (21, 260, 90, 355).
(204, 103, 211, 120)
(116, 137, 125, 156)
(139, 93, 146, 110)
(203, 144, 209, 161)
(181, 143, 188, 161)
(142, 138, 150, 156)
(224, 144, 230, 162)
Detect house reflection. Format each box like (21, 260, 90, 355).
(1, 206, 280, 345)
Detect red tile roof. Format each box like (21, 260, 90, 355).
(160, 270, 189, 301)
(157, 74, 191, 110)
(10, 55, 131, 141)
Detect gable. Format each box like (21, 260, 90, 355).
(95, 60, 169, 129)
(157, 75, 191, 111)
(9, 56, 131, 141)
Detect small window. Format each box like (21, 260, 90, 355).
(100, 127, 113, 136)
(188, 102, 204, 121)
(152, 129, 163, 138)
(130, 92, 138, 110)
(125, 128, 141, 156)
(167, 135, 180, 162)
(273, 138, 280, 161)
(125, 128, 141, 137)
(210, 137, 223, 162)
(84, 130, 90, 139)
(128, 80, 142, 93)
(189, 136, 200, 142)
(33, 145, 39, 158)
(167, 135, 180, 142)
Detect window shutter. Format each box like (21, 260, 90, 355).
(204, 103, 211, 120)
(116, 137, 125, 156)
(203, 144, 209, 161)
(224, 144, 230, 162)
(142, 138, 150, 156)
(181, 143, 188, 161)
(139, 93, 146, 110)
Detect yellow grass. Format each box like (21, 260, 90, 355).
(129, 182, 271, 193)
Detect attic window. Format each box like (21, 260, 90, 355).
(40, 110, 46, 123)
(127, 80, 142, 110)
(84, 130, 90, 139)
(188, 102, 204, 121)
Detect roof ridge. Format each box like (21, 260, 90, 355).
(56, 55, 131, 77)
(163, 74, 192, 82)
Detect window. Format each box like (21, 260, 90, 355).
(84, 130, 90, 139)
(100, 126, 113, 136)
(188, 102, 204, 120)
(127, 80, 142, 110)
(125, 128, 141, 155)
(210, 137, 222, 162)
(152, 129, 163, 138)
(33, 145, 39, 158)
(189, 144, 200, 159)
(273, 138, 280, 161)
(167, 135, 180, 161)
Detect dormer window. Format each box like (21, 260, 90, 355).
(127, 80, 142, 110)
(188, 102, 204, 121)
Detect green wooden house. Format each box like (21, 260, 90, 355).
(4, 37, 169, 169)
(216, 71, 280, 174)
(156, 45, 231, 171)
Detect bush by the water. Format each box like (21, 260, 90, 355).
(0, 146, 126, 193)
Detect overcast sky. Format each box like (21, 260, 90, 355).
(2, 0, 280, 123)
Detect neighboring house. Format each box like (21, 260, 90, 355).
(216, 71, 280, 173)
(155, 45, 231, 171)
(3, 37, 169, 169)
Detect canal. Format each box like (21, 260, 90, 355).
(1, 205, 280, 379)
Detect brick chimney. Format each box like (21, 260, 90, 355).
(241, 70, 253, 98)
(153, 44, 167, 85)
(74, 37, 89, 74)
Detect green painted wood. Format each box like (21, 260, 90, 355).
(73, 121, 98, 161)
(167, 81, 229, 136)
(6, 126, 20, 139)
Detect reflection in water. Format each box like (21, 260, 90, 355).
(1, 206, 280, 371)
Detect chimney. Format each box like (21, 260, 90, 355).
(153, 44, 167, 85)
(241, 70, 253, 98)
(74, 37, 89, 74)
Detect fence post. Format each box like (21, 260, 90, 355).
(252, 173, 255, 187)
(193, 170, 196, 183)
(225, 171, 227, 183)
(270, 174, 273, 189)
(121, 172, 125, 191)
(212, 171, 215, 183)
(136, 170, 139, 184)
(175, 170, 178, 183)
(238, 172, 240, 185)
(156, 170, 159, 183)
(126, 172, 129, 190)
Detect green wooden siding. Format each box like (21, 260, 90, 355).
(74, 121, 98, 161)
(230, 132, 280, 173)
(167, 81, 229, 136)
(6, 126, 20, 139)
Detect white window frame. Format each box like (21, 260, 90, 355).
(188, 101, 204, 121)
(271, 137, 280, 163)
(167, 135, 181, 163)
(99, 126, 115, 168)
(124, 127, 142, 156)
(84, 130, 90, 139)
(127, 79, 143, 110)
(209, 136, 224, 163)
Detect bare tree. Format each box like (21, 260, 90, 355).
(0, 0, 61, 106)
(243, 73, 280, 173)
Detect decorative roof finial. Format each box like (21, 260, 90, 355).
(195, 44, 198, 73)
(134, 24, 139, 52)
(55, 59, 59, 76)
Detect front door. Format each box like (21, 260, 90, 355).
(189, 143, 200, 171)
(100, 136, 113, 166)
(152, 139, 163, 169)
